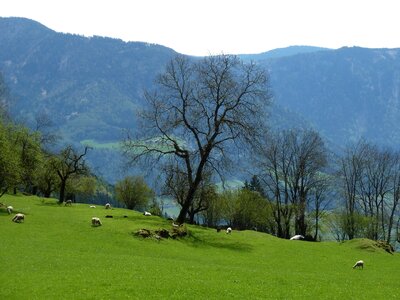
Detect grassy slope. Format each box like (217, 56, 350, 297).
(1, 195, 399, 299)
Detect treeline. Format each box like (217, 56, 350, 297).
(159, 128, 400, 246)
(1, 69, 115, 204)
(0, 117, 113, 205)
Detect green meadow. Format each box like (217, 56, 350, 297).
(1, 194, 399, 299)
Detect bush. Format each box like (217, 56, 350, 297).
(115, 176, 154, 210)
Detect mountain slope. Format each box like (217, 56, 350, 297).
(266, 47, 400, 147)
(2, 17, 400, 182)
(0, 17, 177, 142)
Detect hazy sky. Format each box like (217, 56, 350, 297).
(2, 0, 400, 56)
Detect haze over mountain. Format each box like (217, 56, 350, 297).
(1, 17, 400, 181)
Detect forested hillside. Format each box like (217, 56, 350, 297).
(264, 47, 400, 147)
(1, 17, 400, 183)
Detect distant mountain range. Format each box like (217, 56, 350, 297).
(1, 17, 400, 181)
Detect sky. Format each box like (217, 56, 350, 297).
(1, 0, 400, 56)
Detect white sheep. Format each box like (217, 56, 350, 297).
(12, 213, 25, 223)
(143, 211, 152, 216)
(65, 200, 72, 206)
(290, 234, 305, 240)
(105, 203, 111, 209)
(353, 260, 364, 269)
(7, 206, 13, 214)
(89, 205, 96, 208)
(91, 217, 102, 226)
(226, 227, 232, 234)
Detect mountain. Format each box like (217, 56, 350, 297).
(0, 17, 177, 141)
(1, 17, 400, 181)
(264, 47, 400, 147)
(239, 45, 330, 61)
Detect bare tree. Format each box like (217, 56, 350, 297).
(124, 54, 271, 224)
(259, 129, 328, 238)
(259, 131, 295, 238)
(288, 129, 328, 236)
(309, 173, 332, 241)
(358, 145, 394, 240)
(337, 141, 368, 239)
(35, 112, 60, 147)
(386, 152, 400, 244)
(53, 146, 90, 203)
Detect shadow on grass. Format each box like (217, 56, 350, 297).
(184, 232, 254, 252)
(36, 199, 61, 206)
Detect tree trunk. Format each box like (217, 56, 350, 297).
(59, 179, 66, 204)
(314, 204, 320, 241)
(386, 196, 399, 244)
(314, 215, 319, 241)
(176, 197, 191, 224)
(295, 201, 307, 236)
(32, 186, 38, 195)
(188, 212, 195, 224)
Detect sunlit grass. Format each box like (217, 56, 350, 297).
(1, 194, 399, 299)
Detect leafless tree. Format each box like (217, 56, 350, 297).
(357, 145, 394, 240)
(337, 141, 368, 239)
(53, 145, 90, 203)
(309, 173, 332, 241)
(259, 131, 295, 238)
(259, 129, 328, 238)
(124, 54, 271, 223)
(386, 152, 400, 244)
(35, 112, 60, 147)
(289, 129, 328, 236)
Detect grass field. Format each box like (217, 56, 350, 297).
(1, 194, 399, 299)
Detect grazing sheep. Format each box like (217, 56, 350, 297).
(89, 205, 96, 208)
(143, 211, 152, 216)
(91, 217, 102, 226)
(353, 260, 364, 269)
(105, 203, 111, 209)
(226, 227, 232, 234)
(65, 200, 72, 206)
(172, 222, 182, 227)
(290, 234, 305, 240)
(7, 206, 13, 214)
(12, 213, 25, 223)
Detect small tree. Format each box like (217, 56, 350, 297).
(219, 189, 271, 232)
(53, 146, 90, 203)
(115, 176, 154, 210)
(201, 190, 225, 227)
